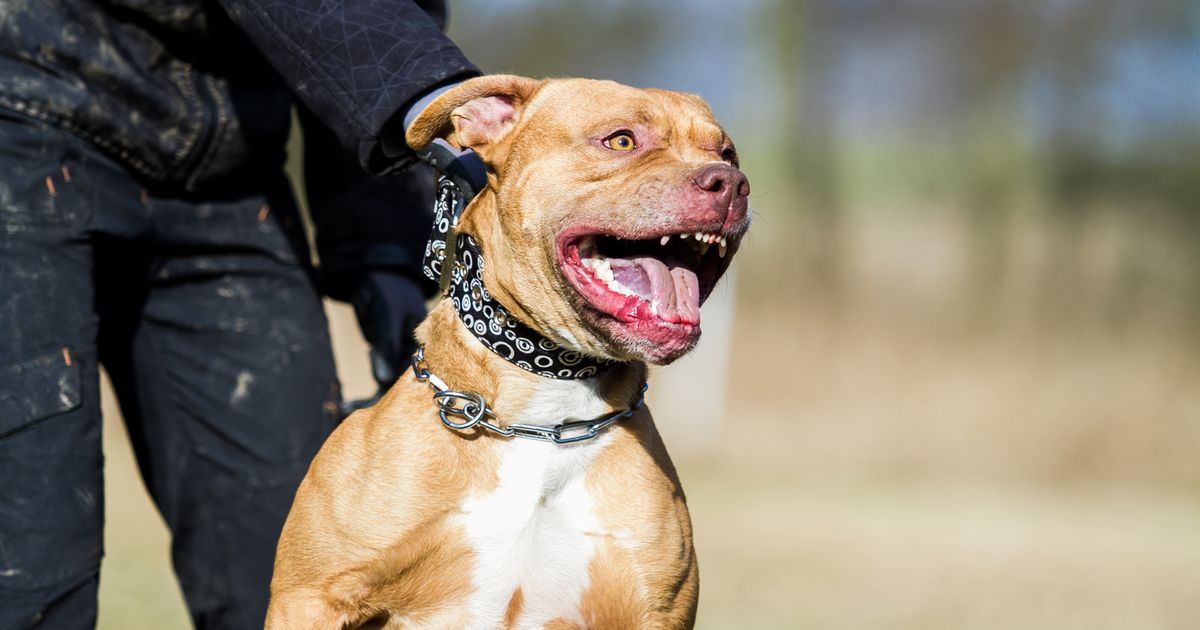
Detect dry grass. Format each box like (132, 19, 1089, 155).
(97, 209, 1200, 629)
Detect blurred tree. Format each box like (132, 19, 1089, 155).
(1033, 0, 1200, 327)
(953, 1, 1030, 329)
(765, 0, 847, 312)
(449, 1, 663, 84)
(1039, 0, 1200, 211)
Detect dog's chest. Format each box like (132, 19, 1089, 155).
(452, 381, 615, 629)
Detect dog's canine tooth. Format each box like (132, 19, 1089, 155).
(718, 241, 727, 258)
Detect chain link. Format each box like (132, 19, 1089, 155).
(410, 347, 644, 444)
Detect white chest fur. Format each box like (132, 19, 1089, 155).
(454, 377, 615, 629)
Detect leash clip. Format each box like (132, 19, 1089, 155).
(414, 139, 487, 199)
(416, 140, 487, 295)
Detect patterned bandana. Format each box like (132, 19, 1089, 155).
(422, 176, 615, 379)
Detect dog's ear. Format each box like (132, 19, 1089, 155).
(406, 75, 542, 165)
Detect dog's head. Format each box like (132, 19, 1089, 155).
(408, 75, 750, 365)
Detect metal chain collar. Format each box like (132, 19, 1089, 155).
(409, 347, 646, 445)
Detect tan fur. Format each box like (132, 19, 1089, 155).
(503, 588, 524, 630)
(268, 75, 745, 629)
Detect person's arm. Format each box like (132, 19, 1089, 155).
(298, 105, 436, 394)
(300, 105, 434, 300)
(217, 0, 479, 173)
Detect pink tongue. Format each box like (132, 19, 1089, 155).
(610, 257, 701, 325)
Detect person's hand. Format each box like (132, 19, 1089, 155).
(349, 270, 428, 392)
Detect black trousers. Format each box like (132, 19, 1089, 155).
(0, 113, 341, 629)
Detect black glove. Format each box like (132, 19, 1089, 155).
(348, 270, 428, 396)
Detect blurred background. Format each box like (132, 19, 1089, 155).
(98, 0, 1200, 628)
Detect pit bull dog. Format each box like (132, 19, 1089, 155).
(265, 74, 750, 629)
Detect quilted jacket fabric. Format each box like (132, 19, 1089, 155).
(0, 0, 479, 190)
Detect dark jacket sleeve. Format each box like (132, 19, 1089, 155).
(217, 0, 478, 173)
(299, 106, 438, 300)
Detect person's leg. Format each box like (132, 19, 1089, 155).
(103, 176, 341, 629)
(0, 115, 105, 629)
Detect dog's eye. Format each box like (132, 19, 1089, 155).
(604, 133, 637, 152)
(721, 146, 739, 167)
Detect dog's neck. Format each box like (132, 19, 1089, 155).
(415, 301, 646, 428)
(423, 177, 616, 380)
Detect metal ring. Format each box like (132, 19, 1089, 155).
(410, 349, 429, 381)
(434, 391, 487, 430)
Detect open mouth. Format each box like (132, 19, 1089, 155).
(559, 227, 738, 330)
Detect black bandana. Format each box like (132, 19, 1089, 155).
(422, 176, 615, 379)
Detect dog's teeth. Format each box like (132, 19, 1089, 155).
(694, 231, 704, 241)
(698, 241, 710, 256)
(600, 262, 613, 282)
(607, 279, 634, 296)
(660, 235, 671, 246)
(597, 260, 634, 295)
(680, 233, 689, 240)
(592, 258, 614, 283)
(719, 241, 727, 258)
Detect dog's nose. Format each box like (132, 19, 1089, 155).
(692, 164, 749, 215)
